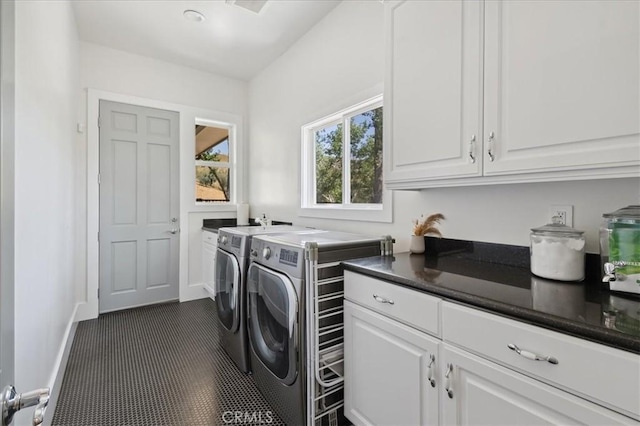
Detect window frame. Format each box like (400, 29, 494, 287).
(194, 118, 235, 206)
(300, 94, 392, 223)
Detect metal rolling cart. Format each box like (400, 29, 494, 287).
(305, 236, 394, 426)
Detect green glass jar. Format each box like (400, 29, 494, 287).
(600, 205, 640, 293)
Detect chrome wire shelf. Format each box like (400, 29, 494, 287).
(304, 236, 394, 426)
(306, 259, 346, 426)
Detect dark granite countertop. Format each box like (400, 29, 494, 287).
(201, 218, 293, 233)
(343, 248, 640, 354)
(202, 218, 238, 233)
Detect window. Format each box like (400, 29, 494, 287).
(301, 95, 391, 222)
(195, 123, 232, 204)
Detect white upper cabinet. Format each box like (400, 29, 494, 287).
(385, 0, 640, 189)
(384, 0, 483, 184)
(483, 0, 640, 178)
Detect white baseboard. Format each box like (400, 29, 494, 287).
(43, 302, 79, 426)
(74, 298, 98, 322)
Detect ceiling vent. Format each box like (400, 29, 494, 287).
(225, 0, 269, 14)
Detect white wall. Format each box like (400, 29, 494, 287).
(248, 0, 640, 254)
(77, 42, 248, 319)
(14, 1, 79, 422)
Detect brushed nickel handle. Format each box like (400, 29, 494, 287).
(487, 131, 495, 162)
(444, 363, 454, 398)
(469, 135, 476, 163)
(372, 294, 394, 305)
(168, 228, 179, 235)
(508, 344, 558, 365)
(427, 354, 436, 388)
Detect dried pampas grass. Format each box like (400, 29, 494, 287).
(412, 213, 445, 237)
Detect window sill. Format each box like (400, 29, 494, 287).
(299, 203, 392, 223)
(191, 203, 237, 213)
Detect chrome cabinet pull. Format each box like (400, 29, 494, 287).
(487, 131, 495, 162)
(444, 363, 454, 398)
(508, 344, 558, 365)
(469, 135, 476, 163)
(427, 354, 436, 388)
(372, 294, 394, 305)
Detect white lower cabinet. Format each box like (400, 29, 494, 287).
(344, 272, 639, 425)
(441, 344, 633, 425)
(201, 230, 217, 298)
(344, 300, 439, 426)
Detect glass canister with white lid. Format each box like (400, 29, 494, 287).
(530, 218, 585, 281)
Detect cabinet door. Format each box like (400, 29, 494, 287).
(202, 242, 217, 297)
(384, 0, 483, 188)
(344, 301, 439, 426)
(484, 0, 640, 178)
(441, 344, 633, 426)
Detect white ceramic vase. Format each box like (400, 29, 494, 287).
(409, 235, 425, 254)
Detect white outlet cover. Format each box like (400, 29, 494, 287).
(548, 204, 573, 227)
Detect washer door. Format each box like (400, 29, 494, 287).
(247, 263, 298, 385)
(215, 249, 240, 332)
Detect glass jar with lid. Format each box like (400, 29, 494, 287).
(530, 217, 585, 281)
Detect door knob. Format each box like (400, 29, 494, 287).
(169, 229, 179, 234)
(1, 385, 50, 426)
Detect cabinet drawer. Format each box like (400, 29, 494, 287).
(202, 230, 217, 246)
(344, 271, 440, 337)
(443, 302, 640, 420)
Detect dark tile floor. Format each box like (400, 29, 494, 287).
(52, 299, 285, 426)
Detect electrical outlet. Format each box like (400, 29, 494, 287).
(548, 205, 573, 226)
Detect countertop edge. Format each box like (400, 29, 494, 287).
(342, 262, 640, 355)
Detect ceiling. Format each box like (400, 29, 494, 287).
(72, 0, 342, 81)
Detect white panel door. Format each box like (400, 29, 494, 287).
(483, 0, 640, 176)
(344, 301, 439, 426)
(99, 100, 179, 313)
(441, 344, 633, 426)
(384, 0, 483, 185)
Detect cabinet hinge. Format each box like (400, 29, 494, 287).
(97, 288, 100, 299)
(97, 116, 101, 128)
(97, 231, 99, 242)
(97, 174, 101, 184)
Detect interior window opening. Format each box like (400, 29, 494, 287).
(195, 124, 231, 203)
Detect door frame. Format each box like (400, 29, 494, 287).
(0, 0, 15, 390)
(77, 89, 245, 321)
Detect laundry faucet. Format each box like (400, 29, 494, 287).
(255, 213, 271, 227)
